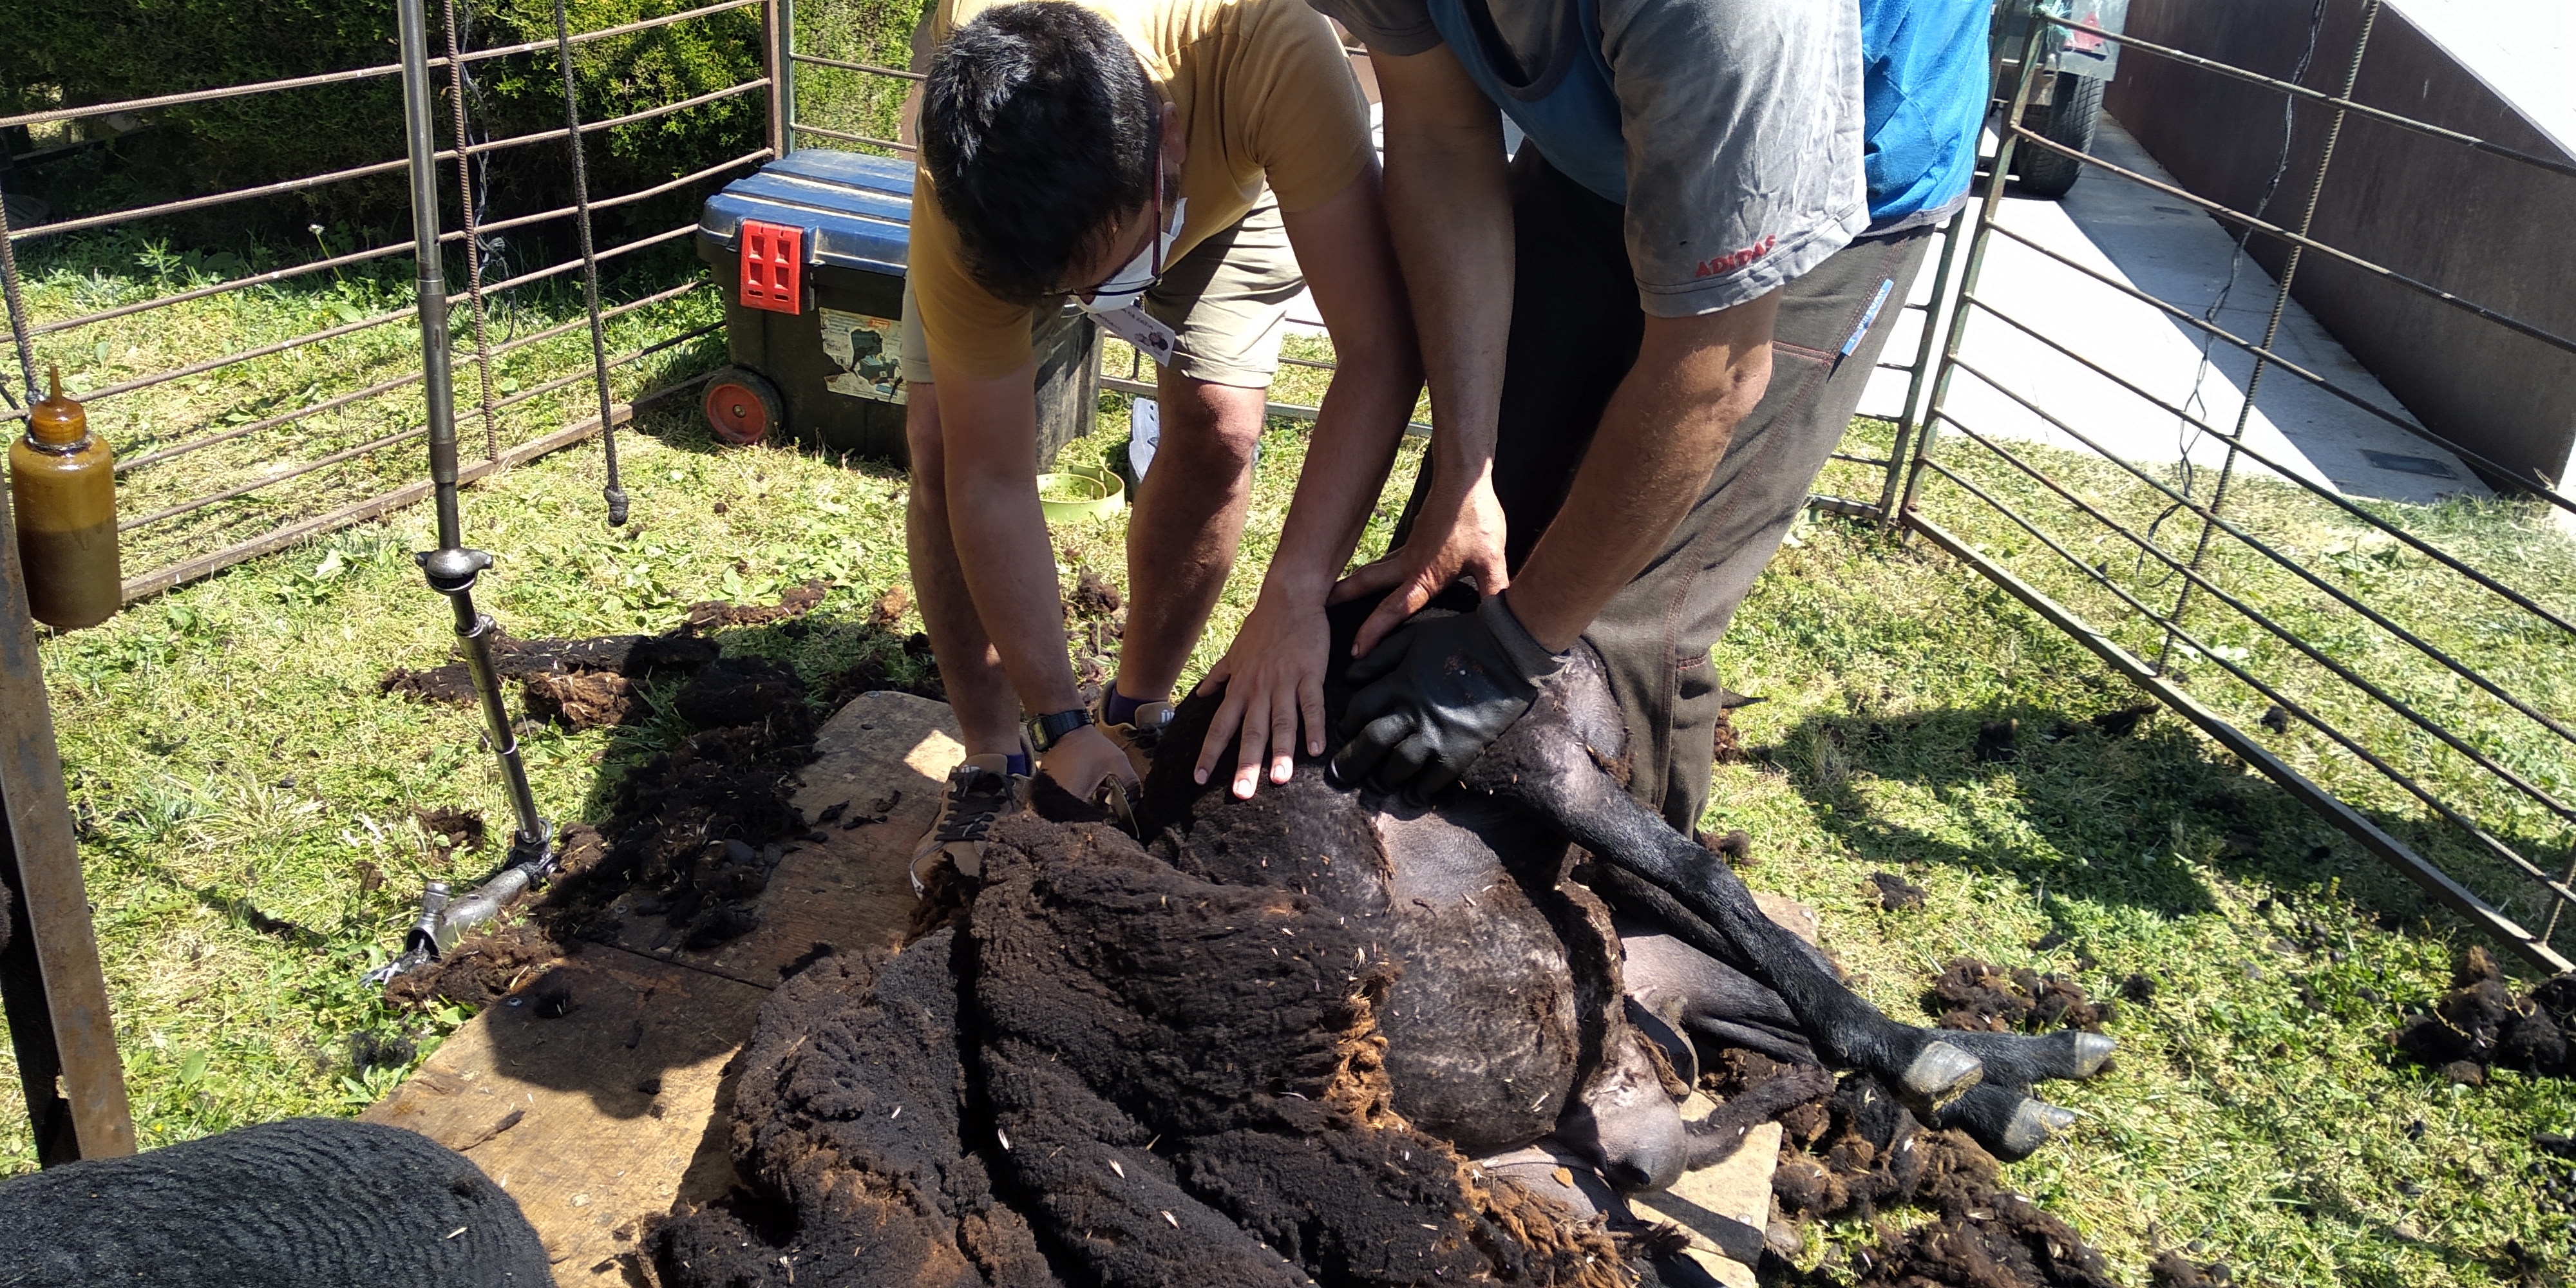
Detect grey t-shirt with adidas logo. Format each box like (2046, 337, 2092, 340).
(1313, 0, 1866, 316)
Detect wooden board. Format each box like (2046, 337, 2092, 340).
(1623, 893, 1818, 1288)
(1629, 1107, 1783, 1288)
(362, 943, 762, 1283)
(370, 691, 962, 1285)
(1752, 892, 1821, 949)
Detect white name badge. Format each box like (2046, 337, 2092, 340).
(1089, 303, 1179, 366)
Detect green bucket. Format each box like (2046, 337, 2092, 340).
(1037, 462, 1126, 523)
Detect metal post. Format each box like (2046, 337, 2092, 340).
(763, 0, 789, 158)
(1901, 17, 2049, 522)
(0, 484, 136, 1166)
(0, 169, 38, 408)
(552, 0, 630, 526)
(2156, 0, 2380, 671)
(392, 0, 552, 971)
(1877, 208, 1968, 521)
(775, 0, 797, 156)
(440, 0, 505, 462)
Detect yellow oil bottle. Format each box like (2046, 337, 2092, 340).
(10, 367, 121, 629)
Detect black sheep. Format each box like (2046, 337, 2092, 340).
(1141, 596, 2112, 1171)
(655, 598, 2117, 1287)
(0, 1117, 550, 1287)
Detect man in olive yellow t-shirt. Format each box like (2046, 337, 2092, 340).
(901, 0, 1421, 887)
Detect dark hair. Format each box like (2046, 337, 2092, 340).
(921, 3, 1162, 307)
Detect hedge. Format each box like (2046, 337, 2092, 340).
(0, 0, 772, 241)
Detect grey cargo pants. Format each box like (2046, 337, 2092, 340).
(1397, 150, 1937, 835)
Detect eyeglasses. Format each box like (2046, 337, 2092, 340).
(1068, 149, 1170, 306)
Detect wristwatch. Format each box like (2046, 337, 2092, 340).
(1027, 707, 1095, 752)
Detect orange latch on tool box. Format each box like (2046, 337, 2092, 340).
(739, 220, 804, 314)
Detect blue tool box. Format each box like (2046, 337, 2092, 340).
(693, 148, 1099, 465)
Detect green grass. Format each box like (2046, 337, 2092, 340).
(6, 228, 725, 583)
(790, 0, 932, 151)
(1817, 418, 2576, 960)
(1710, 513, 2575, 1285)
(6, 296, 2574, 1284)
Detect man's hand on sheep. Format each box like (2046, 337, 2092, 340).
(1332, 591, 1567, 797)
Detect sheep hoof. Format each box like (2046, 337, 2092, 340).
(1997, 1099, 2079, 1160)
(2070, 1031, 2116, 1077)
(1899, 1041, 1983, 1109)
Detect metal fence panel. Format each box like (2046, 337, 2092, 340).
(1900, 2, 2576, 972)
(0, 0, 771, 601)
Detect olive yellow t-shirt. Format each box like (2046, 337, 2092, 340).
(910, 0, 1372, 381)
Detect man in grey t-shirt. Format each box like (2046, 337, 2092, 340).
(1197, 0, 1944, 840)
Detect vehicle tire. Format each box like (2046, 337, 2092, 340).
(702, 366, 783, 446)
(2017, 72, 2102, 200)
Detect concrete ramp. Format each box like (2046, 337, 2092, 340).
(1861, 117, 2488, 506)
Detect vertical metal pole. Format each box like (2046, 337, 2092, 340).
(0, 484, 136, 1166)
(0, 171, 39, 410)
(551, 0, 629, 526)
(2553, 843, 2576, 952)
(397, 0, 551, 876)
(775, 0, 798, 157)
(399, 0, 465, 554)
(1901, 19, 2048, 524)
(441, 0, 504, 462)
(763, 0, 789, 158)
(2157, 0, 2380, 670)
(1877, 208, 1967, 522)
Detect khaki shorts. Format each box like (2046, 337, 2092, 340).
(900, 189, 1301, 390)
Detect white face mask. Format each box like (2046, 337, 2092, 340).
(1077, 197, 1186, 365)
(1079, 196, 1186, 312)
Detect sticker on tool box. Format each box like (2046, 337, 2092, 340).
(818, 308, 907, 403)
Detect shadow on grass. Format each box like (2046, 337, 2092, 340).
(631, 383, 927, 475)
(562, 600, 942, 829)
(1746, 699, 2567, 966)
(189, 888, 334, 952)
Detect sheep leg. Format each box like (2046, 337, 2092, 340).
(1464, 730, 1982, 1115)
(1924, 1081, 2081, 1162)
(1620, 910, 1820, 1065)
(1684, 1063, 1834, 1170)
(1614, 860, 2113, 1130)
(1933, 1027, 2115, 1084)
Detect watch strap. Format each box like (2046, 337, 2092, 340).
(1028, 707, 1095, 752)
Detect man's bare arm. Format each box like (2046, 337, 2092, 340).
(1257, 167, 1422, 607)
(1336, 44, 1517, 654)
(1195, 164, 1423, 794)
(1328, 294, 1778, 795)
(1505, 292, 1781, 652)
(932, 363, 1084, 716)
(929, 362, 1137, 792)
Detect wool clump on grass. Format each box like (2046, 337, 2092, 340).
(1929, 958, 2112, 1035)
(2392, 946, 2576, 1083)
(374, 577, 969, 1011)
(379, 612, 840, 1010)
(384, 714, 816, 1010)
(375, 581, 831, 731)
(1724, 1050, 2120, 1288)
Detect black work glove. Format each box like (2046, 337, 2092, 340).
(1332, 592, 1568, 797)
